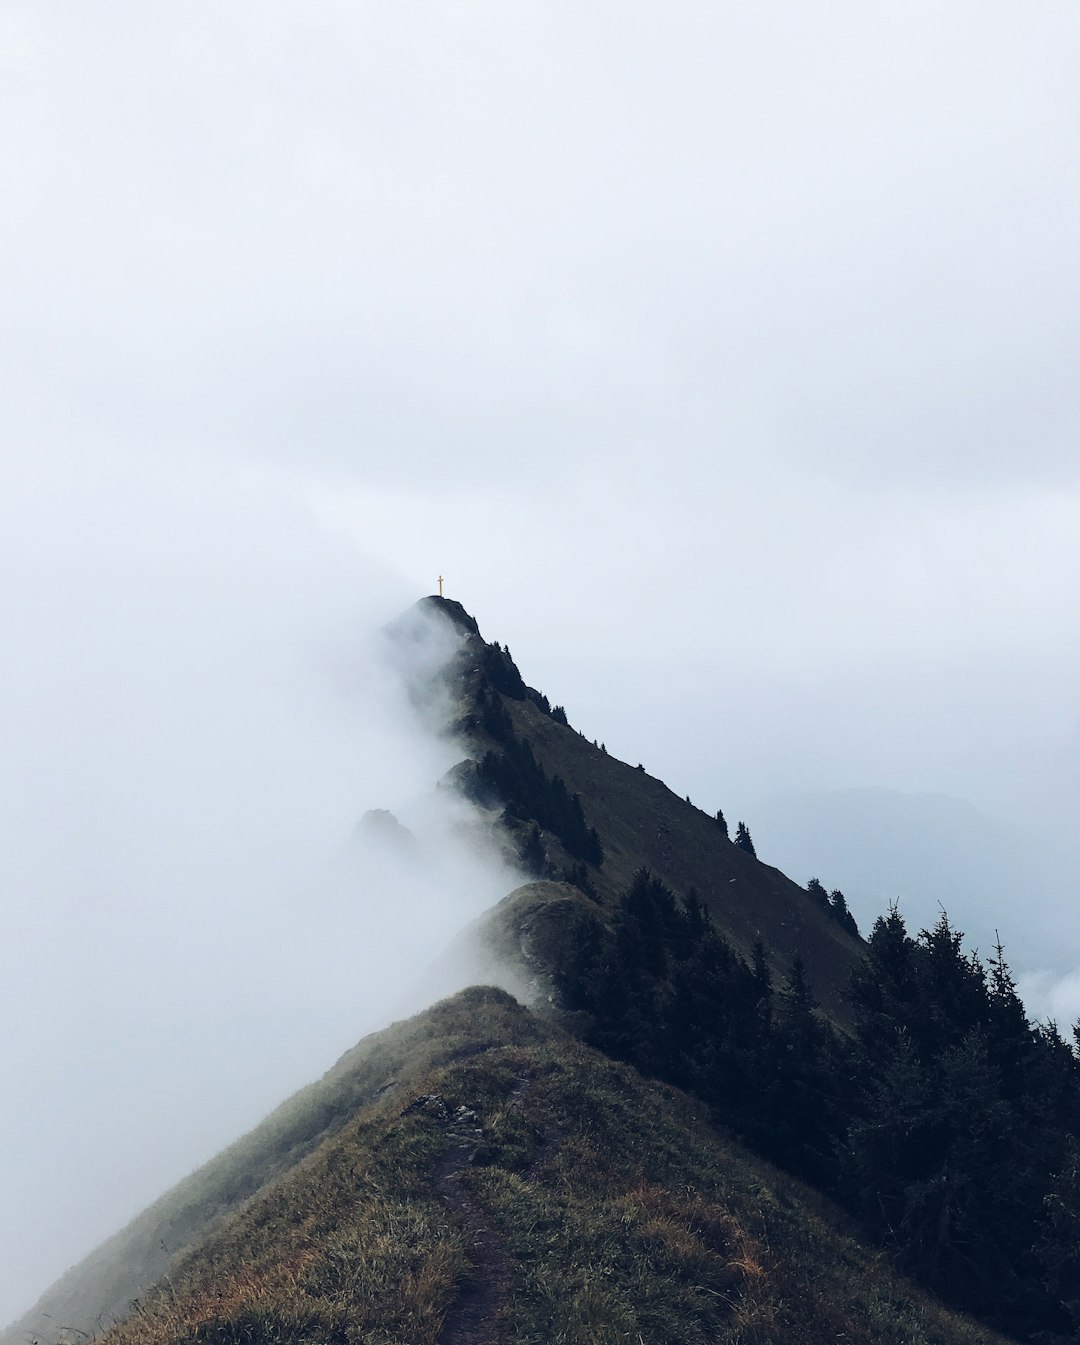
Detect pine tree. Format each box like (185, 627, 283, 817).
(519, 824, 546, 877)
(751, 940, 774, 1032)
(844, 911, 1080, 1331)
(807, 877, 829, 907)
(563, 861, 599, 901)
(683, 887, 708, 945)
(734, 821, 757, 856)
(585, 826, 605, 866)
(755, 955, 841, 1187)
(1038, 1140, 1080, 1334)
(480, 642, 527, 699)
(829, 888, 859, 937)
(715, 809, 728, 838)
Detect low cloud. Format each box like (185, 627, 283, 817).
(1019, 968, 1080, 1033)
(0, 455, 518, 1326)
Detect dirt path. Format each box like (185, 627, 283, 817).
(412, 1074, 559, 1345)
(433, 1104, 514, 1345)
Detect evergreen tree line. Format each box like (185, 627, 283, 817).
(734, 820, 757, 856)
(563, 871, 1080, 1341)
(480, 642, 529, 699)
(471, 685, 603, 867)
(716, 810, 767, 868)
(518, 828, 601, 899)
(806, 876, 860, 937)
(480, 642, 570, 727)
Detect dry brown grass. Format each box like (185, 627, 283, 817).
(80, 993, 1013, 1345)
(103, 1106, 467, 1345)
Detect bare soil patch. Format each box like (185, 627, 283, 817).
(433, 1103, 514, 1345)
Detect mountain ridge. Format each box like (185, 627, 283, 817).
(6, 596, 1077, 1345)
(424, 593, 864, 1017)
(5, 986, 1013, 1345)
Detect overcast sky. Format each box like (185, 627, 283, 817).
(3, 1, 1080, 1325)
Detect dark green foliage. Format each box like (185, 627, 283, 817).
(481, 643, 528, 699)
(566, 871, 844, 1190)
(562, 862, 599, 901)
(807, 877, 829, 908)
(472, 687, 603, 867)
(844, 908, 1080, 1337)
(519, 824, 548, 878)
(526, 687, 552, 715)
(734, 821, 756, 856)
(586, 827, 603, 865)
(1039, 1140, 1080, 1334)
(476, 683, 516, 743)
(478, 635, 567, 726)
(465, 625, 1080, 1341)
(752, 956, 846, 1189)
(806, 879, 859, 937)
(684, 887, 710, 940)
(828, 888, 859, 938)
(559, 870, 1080, 1341)
(714, 809, 729, 838)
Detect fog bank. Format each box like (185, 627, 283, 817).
(0, 455, 518, 1326)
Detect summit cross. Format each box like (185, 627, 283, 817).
(437, 575, 444, 597)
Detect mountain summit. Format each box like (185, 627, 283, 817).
(6, 598, 1078, 1345)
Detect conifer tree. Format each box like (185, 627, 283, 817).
(734, 821, 756, 856)
(1038, 1140, 1080, 1334)
(751, 939, 774, 1032)
(563, 862, 599, 901)
(755, 955, 840, 1187)
(807, 877, 829, 907)
(683, 887, 708, 944)
(829, 888, 859, 937)
(520, 824, 546, 877)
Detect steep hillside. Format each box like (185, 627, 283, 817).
(429, 594, 863, 1015)
(9, 597, 1077, 1345)
(2, 992, 549, 1345)
(15, 988, 1011, 1345)
(503, 690, 860, 1009)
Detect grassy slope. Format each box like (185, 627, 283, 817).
(1, 991, 549, 1345)
(72, 987, 1009, 1345)
(498, 691, 863, 1015)
(417, 596, 861, 1011)
(5, 604, 1009, 1343)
